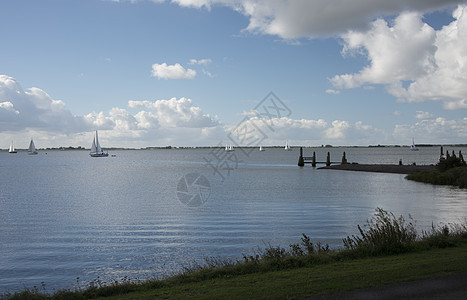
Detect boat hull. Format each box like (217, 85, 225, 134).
(90, 153, 109, 157)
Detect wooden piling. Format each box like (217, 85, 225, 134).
(298, 147, 304, 167)
(341, 152, 347, 164)
(298, 149, 343, 167)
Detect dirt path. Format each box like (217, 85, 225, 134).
(306, 272, 467, 299)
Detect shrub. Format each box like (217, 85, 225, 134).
(342, 208, 417, 256)
(437, 152, 466, 172)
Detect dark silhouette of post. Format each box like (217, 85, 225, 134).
(312, 152, 316, 167)
(298, 147, 304, 167)
(326, 152, 331, 166)
(341, 152, 347, 164)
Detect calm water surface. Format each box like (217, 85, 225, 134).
(1, 147, 466, 292)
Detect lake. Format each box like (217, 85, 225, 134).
(1, 146, 466, 293)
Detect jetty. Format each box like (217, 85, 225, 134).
(297, 147, 436, 174)
(318, 164, 435, 174)
(297, 147, 345, 167)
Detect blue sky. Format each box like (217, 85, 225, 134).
(1, 0, 466, 148)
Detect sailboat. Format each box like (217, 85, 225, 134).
(90, 131, 109, 157)
(259, 145, 265, 151)
(8, 141, 17, 153)
(410, 138, 419, 151)
(225, 144, 234, 152)
(284, 140, 292, 151)
(28, 138, 38, 155)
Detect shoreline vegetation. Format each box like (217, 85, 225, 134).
(406, 149, 466, 188)
(3, 208, 467, 299)
(320, 147, 466, 188)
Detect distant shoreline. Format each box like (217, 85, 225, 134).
(2, 144, 466, 152)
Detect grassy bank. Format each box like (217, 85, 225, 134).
(407, 166, 467, 188)
(105, 245, 467, 299)
(4, 209, 467, 300)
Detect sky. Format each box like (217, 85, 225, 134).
(1, 0, 466, 148)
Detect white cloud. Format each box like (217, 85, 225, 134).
(169, 0, 459, 39)
(188, 58, 212, 65)
(83, 111, 115, 129)
(233, 116, 384, 146)
(2, 75, 465, 147)
(0, 75, 223, 147)
(150, 62, 196, 79)
(0, 101, 19, 115)
(325, 89, 340, 95)
(129, 97, 218, 127)
(330, 11, 437, 88)
(415, 111, 435, 120)
(0, 75, 88, 132)
(326, 120, 351, 139)
(202, 69, 214, 77)
(331, 5, 467, 110)
(393, 117, 467, 144)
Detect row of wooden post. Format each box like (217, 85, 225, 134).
(298, 147, 347, 167)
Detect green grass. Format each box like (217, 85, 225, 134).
(104, 244, 467, 300)
(4, 208, 467, 300)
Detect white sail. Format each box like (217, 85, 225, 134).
(95, 131, 102, 153)
(28, 139, 38, 155)
(9, 141, 16, 153)
(285, 140, 291, 150)
(91, 137, 97, 153)
(90, 131, 108, 157)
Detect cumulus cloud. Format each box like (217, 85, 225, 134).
(110, 1, 458, 39)
(393, 117, 467, 144)
(151, 62, 196, 79)
(0, 101, 19, 115)
(232, 116, 385, 146)
(168, 0, 459, 39)
(2, 75, 465, 147)
(249, 115, 465, 145)
(0, 75, 88, 132)
(331, 5, 467, 110)
(128, 97, 218, 127)
(331, 12, 437, 88)
(0, 75, 224, 147)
